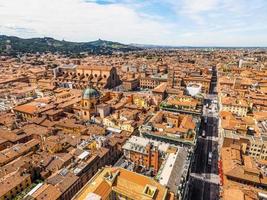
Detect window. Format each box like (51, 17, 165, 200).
(84, 111, 87, 116)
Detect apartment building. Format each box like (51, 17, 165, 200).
(72, 167, 175, 200)
(140, 74, 167, 89)
(0, 139, 39, 167)
(160, 95, 202, 115)
(220, 97, 249, 117)
(140, 111, 197, 146)
(0, 172, 32, 200)
(221, 140, 267, 200)
(122, 136, 174, 174)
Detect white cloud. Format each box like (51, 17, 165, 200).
(181, 0, 219, 14)
(0, 0, 266, 46)
(164, 0, 220, 24)
(0, 0, 173, 44)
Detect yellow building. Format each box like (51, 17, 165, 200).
(73, 167, 175, 200)
(103, 116, 135, 133)
(0, 172, 31, 200)
(120, 121, 135, 133)
(133, 95, 149, 108)
(103, 117, 119, 129)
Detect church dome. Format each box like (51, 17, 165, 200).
(82, 87, 100, 99)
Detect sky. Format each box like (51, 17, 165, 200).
(0, 0, 267, 46)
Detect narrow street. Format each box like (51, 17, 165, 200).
(187, 66, 220, 200)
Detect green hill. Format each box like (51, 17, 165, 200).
(0, 35, 141, 55)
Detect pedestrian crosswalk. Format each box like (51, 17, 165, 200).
(190, 173, 220, 184)
(198, 136, 218, 141)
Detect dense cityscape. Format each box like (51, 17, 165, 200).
(0, 45, 267, 200)
(1, 0, 267, 199)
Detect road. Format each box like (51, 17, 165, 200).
(187, 66, 220, 200)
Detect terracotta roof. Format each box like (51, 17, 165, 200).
(221, 97, 249, 107)
(77, 65, 113, 71)
(153, 82, 167, 93)
(73, 167, 174, 200)
(31, 184, 62, 200)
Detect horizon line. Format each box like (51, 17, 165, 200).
(1, 34, 267, 49)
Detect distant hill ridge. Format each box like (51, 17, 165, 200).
(0, 35, 141, 55)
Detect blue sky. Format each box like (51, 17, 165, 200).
(0, 0, 267, 46)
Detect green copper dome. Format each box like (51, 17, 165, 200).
(82, 87, 100, 99)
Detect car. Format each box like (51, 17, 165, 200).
(202, 130, 206, 137)
(208, 152, 212, 165)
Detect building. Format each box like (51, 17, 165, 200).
(97, 104, 111, 118)
(0, 139, 39, 167)
(219, 111, 267, 161)
(25, 170, 80, 200)
(122, 136, 173, 174)
(122, 74, 139, 91)
(167, 68, 182, 89)
(140, 74, 168, 89)
(13, 101, 55, 120)
(55, 65, 121, 89)
(140, 111, 197, 146)
(220, 97, 249, 117)
(132, 94, 151, 109)
(0, 172, 32, 200)
(160, 95, 203, 115)
(220, 140, 267, 200)
(103, 112, 137, 134)
(72, 167, 175, 200)
(152, 82, 167, 101)
(79, 85, 100, 121)
(247, 139, 267, 160)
